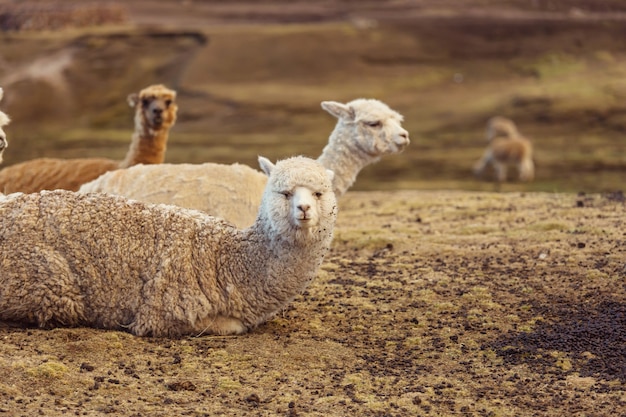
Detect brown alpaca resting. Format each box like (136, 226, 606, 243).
(473, 116, 534, 182)
(0, 84, 177, 193)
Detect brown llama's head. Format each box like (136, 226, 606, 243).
(128, 84, 178, 132)
(486, 116, 519, 141)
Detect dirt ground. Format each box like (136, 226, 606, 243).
(0, 190, 624, 416)
(0, 1, 624, 416)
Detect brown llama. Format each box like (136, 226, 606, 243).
(0, 84, 177, 193)
(473, 116, 534, 182)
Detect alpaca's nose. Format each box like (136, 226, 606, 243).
(153, 108, 163, 115)
(396, 130, 410, 146)
(298, 204, 310, 214)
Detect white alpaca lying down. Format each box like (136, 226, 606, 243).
(0, 156, 337, 337)
(80, 98, 409, 228)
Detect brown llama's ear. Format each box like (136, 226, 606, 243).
(127, 93, 139, 108)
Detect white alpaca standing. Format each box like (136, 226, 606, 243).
(0, 88, 9, 164)
(80, 98, 409, 228)
(0, 156, 336, 337)
(473, 116, 534, 182)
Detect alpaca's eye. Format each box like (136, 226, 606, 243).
(365, 121, 382, 128)
(280, 191, 292, 199)
(314, 192, 323, 198)
(141, 98, 151, 107)
(165, 99, 172, 107)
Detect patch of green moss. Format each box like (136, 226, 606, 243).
(26, 361, 68, 378)
(514, 53, 586, 79)
(216, 377, 242, 391)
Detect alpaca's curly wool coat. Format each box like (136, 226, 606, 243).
(81, 162, 268, 229)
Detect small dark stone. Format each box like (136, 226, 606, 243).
(80, 363, 95, 372)
(577, 242, 586, 249)
(244, 393, 260, 405)
(166, 381, 196, 391)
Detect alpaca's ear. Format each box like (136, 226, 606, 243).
(321, 101, 355, 121)
(258, 156, 275, 176)
(0, 87, 3, 102)
(127, 93, 139, 108)
(326, 169, 335, 182)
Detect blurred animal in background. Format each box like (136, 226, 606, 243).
(0, 88, 9, 164)
(0, 84, 177, 193)
(473, 116, 534, 182)
(80, 98, 410, 228)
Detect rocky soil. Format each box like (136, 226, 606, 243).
(0, 190, 624, 416)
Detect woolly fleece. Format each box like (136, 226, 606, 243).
(80, 162, 268, 228)
(0, 156, 337, 337)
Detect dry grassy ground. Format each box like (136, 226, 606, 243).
(0, 190, 624, 416)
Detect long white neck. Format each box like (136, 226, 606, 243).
(316, 123, 379, 196)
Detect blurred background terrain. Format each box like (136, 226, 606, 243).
(0, 0, 625, 193)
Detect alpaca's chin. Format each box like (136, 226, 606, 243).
(394, 141, 409, 151)
(292, 217, 318, 230)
